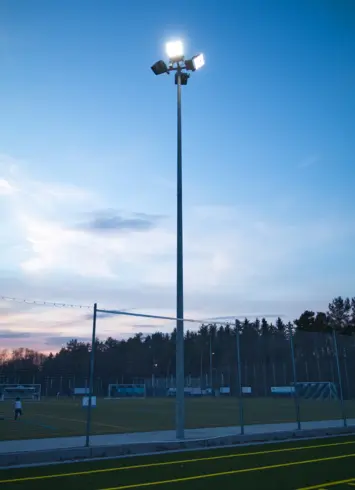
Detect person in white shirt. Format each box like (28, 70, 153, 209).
(14, 397, 22, 420)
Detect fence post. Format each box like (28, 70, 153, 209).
(235, 320, 244, 435)
(288, 323, 301, 430)
(332, 329, 347, 427)
(85, 303, 97, 447)
(344, 352, 350, 400)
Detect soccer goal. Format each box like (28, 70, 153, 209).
(0, 384, 41, 401)
(294, 382, 338, 400)
(107, 384, 146, 399)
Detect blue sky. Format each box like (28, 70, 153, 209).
(0, 0, 354, 351)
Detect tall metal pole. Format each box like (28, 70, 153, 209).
(332, 328, 347, 427)
(85, 302, 97, 447)
(209, 333, 213, 389)
(200, 350, 203, 388)
(176, 68, 185, 439)
(288, 323, 301, 430)
(235, 320, 244, 435)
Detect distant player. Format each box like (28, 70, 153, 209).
(14, 397, 22, 420)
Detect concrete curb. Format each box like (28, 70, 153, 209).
(1, 425, 355, 467)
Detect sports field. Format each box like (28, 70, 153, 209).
(1, 435, 355, 488)
(0, 396, 353, 442)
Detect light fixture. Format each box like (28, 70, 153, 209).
(151, 43, 205, 84)
(166, 40, 184, 62)
(151, 60, 168, 75)
(185, 53, 205, 72)
(175, 72, 189, 85)
(192, 53, 205, 70)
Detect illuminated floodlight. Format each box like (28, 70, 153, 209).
(151, 60, 168, 75)
(166, 40, 184, 62)
(192, 53, 205, 70)
(185, 53, 205, 71)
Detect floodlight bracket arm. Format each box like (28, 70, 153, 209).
(166, 63, 191, 73)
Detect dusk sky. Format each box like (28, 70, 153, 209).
(0, 0, 354, 352)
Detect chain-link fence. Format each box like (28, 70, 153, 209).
(1, 305, 354, 445)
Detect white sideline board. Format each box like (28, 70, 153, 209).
(220, 387, 230, 394)
(242, 387, 252, 394)
(271, 386, 295, 394)
(82, 396, 97, 407)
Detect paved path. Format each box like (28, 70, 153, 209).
(0, 418, 353, 454)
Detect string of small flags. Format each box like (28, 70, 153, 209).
(0, 295, 92, 309)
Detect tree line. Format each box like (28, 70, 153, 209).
(1, 296, 355, 397)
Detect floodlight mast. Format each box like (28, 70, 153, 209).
(151, 42, 204, 441)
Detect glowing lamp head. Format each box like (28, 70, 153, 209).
(192, 53, 205, 70)
(185, 53, 205, 71)
(166, 40, 184, 62)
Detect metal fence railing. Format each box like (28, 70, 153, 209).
(1, 309, 355, 445)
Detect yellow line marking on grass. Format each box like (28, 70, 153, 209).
(297, 477, 355, 489)
(100, 453, 355, 490)
(1, 438, 355, 484)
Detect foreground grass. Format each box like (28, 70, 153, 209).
(0, 396, 352, 442)
(1, 435, 355, 489)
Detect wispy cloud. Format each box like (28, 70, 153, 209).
(132, 324, 164, 329)
(0, 155, 352, 351)
(0, 329, 32, 339)
(45, 336, 91, 346)
(1, 156, 337, 290)
(75, 209, 162, 234)
(0, 178, 16, 195)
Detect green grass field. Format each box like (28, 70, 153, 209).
(0, 396, 353, 442)
(2, 435, 355, 488)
